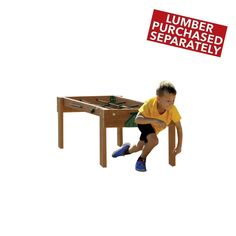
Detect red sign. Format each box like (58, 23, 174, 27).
(147, 9, 227, 57)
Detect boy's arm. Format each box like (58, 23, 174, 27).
(174, 121, 183, 155)
(135, 112, 157, 124)
(135, 112, 166, 128)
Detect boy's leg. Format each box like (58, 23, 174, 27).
(140, 133, 158, 160)
(128, 140, 145, 154)
(135, 133, 158, 172)
(134, 124, 157, 171)
(112, 140, 144, 158)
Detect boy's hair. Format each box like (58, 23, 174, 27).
(156, 81, 177, 96)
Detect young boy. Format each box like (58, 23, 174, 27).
(112, 81, 183, 172)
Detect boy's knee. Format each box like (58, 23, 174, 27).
(151, 139, 158, 147)
(147, 134, 158, 147)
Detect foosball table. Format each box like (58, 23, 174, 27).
(57, 95, 177, 167)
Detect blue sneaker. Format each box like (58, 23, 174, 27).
(112, 143, 130, 158)
(135, 159, 147, 172)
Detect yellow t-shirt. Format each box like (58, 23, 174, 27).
(138, 97, 181, 134)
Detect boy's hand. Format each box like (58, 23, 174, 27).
(155, 119, 166, 129)
(173, 146, 181, 155)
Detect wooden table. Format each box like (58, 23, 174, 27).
(57, 95, 177, 167)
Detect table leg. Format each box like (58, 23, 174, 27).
(117, 127, 123, 146)
(100, 115, 107, 167)
(168, 123, 176, 166)
(57, 97, 64, 149)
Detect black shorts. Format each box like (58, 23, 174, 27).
(137, 124, 155, 143)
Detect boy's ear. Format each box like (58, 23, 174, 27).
(156, 95, 160, 101)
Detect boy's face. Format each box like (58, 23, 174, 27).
(157, 92, 176, 110)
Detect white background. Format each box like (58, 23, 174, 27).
(0, 0, 235, 235)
